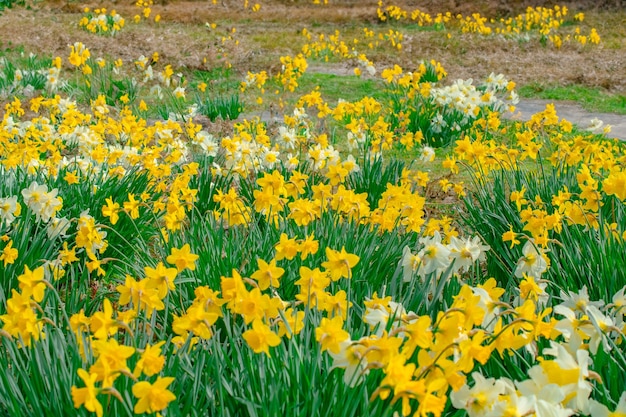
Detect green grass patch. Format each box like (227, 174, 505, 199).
(0, 0, 25, 15)
(518, 82, 626, 115)
(297, 72, 384, 104)
(193, 66, 241, 94)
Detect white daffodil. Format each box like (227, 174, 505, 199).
(419, 145, 436, 162)
(196, 131, 218, 157)
(277, 126, 297, 150)
(514, 240, 548, 279)
(47, 216, 71, 239)
(448, 235, 490, 274)
(400, 245, 421, 282)
(559, 286, 604, 314)
(587, 392, 626, 417)
(328, 339, 369, 387)
(417, 231, 451, 277)
(450, 372, 508, 417)
(0, 196, 20, 227)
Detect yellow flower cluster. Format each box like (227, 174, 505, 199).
(0, 265, 47, 347)
(322, 275, 626, 416)
(376, 1, 601, 48)
(79, 8, 125, 35)
(240, 54, 307, 102)
(449, 103, 626, 250)
(378, 62, 517, 148)
(300, 26, 401, 74)
(278, 54, 308, 92)
(133, 0, 160, 23)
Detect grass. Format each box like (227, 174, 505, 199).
(0, 0, 23, 15)
(518, 83, 626, 114)
(193, 67, 241, 93)
(0, 48, 51, 98)
(296, 72, 384, 104)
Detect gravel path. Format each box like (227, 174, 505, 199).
(511, 99, 626, 141)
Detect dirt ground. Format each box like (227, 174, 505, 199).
(0, 0, 625, 93)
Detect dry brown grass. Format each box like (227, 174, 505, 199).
(0, 0, 624, 92)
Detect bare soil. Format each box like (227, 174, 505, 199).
(0, 0, 624, 93)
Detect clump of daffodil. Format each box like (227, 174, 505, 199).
(79, 8, 125, 36)
(133, 0, 160, 23)
(376, 2, 601, 49)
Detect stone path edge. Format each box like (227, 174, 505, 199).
(510, 99, 626, 141)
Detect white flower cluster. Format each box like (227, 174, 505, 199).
(401, 231, 490, 282)
(21, 181, 63, 224)
(514, 239, 549, 279)
(0, 195, 20, 227)
(430, 73, 519, 119)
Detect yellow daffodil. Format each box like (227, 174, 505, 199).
(71, 369, 103, 417)
(166, 244, 199, 272)
(321, 247, 360, 281)
(132, 377, 176, 414)
(242, 319, 281, 356)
